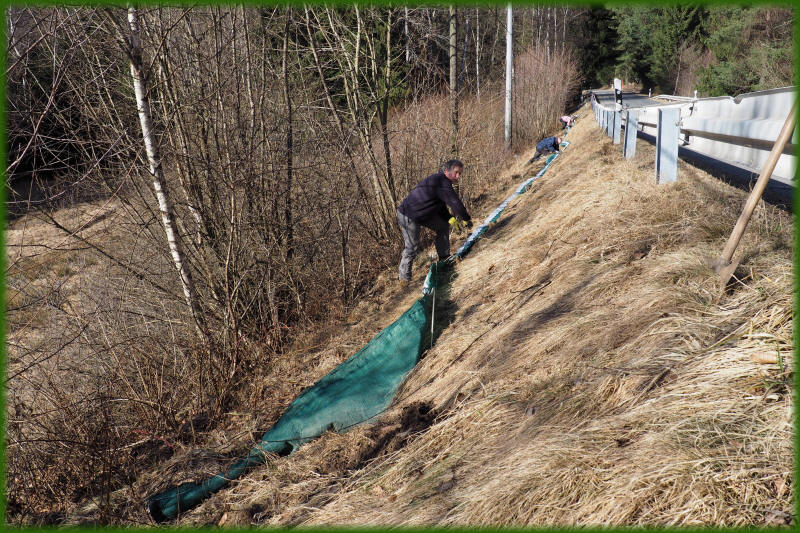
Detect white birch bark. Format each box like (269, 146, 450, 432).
(545, 7, 550, 62)
(449, 5, 458, 156)
(7, 8, 21, 58)
(127, 7, 205, 337)
(475, 8, 480, 100)
(553, 8, 558, 53)
(404, 7, 409, 62)
(504, 4, 512, 149)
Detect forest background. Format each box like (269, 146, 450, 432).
(4, 4, 794, 524)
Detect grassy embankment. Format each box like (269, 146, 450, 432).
(157, 103, 792, 526)
(7, 100, 792, 526)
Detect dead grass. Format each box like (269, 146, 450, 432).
(15, 101, 792, 526)
(192, 103, 793, 527)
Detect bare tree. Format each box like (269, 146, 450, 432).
(449, 6, 458, 156)
(475, 8, 481, 99)
(505, 5, 513, 149)
(125, 6, 206, 339)
(5, 6, 593, 523)
(546, 7, 550, 62)
(282, 8, 294, 259)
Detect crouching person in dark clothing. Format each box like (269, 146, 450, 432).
(529, 136, 562, 163)
(397, 159, 472, 282)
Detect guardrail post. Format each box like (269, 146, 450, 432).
(605, 110, 611, 136)
(610, 109, 616, 140)
(655, 108, 680, 183)
(613, 109, 622, 144)
(623, 110, 638, 159)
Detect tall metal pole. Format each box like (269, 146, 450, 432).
(504, 5, 512, 149)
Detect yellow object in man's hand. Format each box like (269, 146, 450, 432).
(449, 216, 462, 232)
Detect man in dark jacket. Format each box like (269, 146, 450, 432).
(529, 136, 562, 163)
(397, 159, 472, 281)
(528, 137, 561, 164)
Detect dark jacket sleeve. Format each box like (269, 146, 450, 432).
(437, 177, 471, 221)
(551, 137, 561, 151)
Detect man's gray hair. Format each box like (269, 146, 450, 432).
(443, 159, 464, 172)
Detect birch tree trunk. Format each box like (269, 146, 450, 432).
(536, 6, 541, 47)
(475, 8, 480, 100)
(282, 9, 294, 260)
(504, 4, 512, 149)
(7, 8, 22, 59)
(449, 5, 458, 156)
(404, 7, 409, 62)
(553, 8, 558, 53)
(546, 8, 550, 62)
(379, 9, 395, 205)
(126, 7, 205, 338)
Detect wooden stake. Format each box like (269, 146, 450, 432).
(712, 101, 797, 285)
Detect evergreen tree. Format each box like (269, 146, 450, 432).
(577, 7, 619, 88)
(611, 7, 650, 85)
(611, 6, 705, 92)
(645, 7, 705, 90)
(696, 7, 792, 96)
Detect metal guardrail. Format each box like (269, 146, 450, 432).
(590, 87, 796, 186)
(652, 95, 695, 103)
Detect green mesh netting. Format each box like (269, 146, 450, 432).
(146, 263, 444, 522)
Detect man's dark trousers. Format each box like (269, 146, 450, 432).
(530, 137, 560, 163)
(397, 210, 450, 281)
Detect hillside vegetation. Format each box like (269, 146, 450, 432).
(586, 6, 793, 96)
(37, 103, 791, 527)
(5, 5, 793, 526)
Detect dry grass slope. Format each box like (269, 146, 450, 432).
(56, 102, 792, 527)
(172, 103, 791, 527)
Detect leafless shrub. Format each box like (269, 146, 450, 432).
(5, 6, 590, 525)
(674, 42, 712, 96)
(513, 45, 582, 146)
